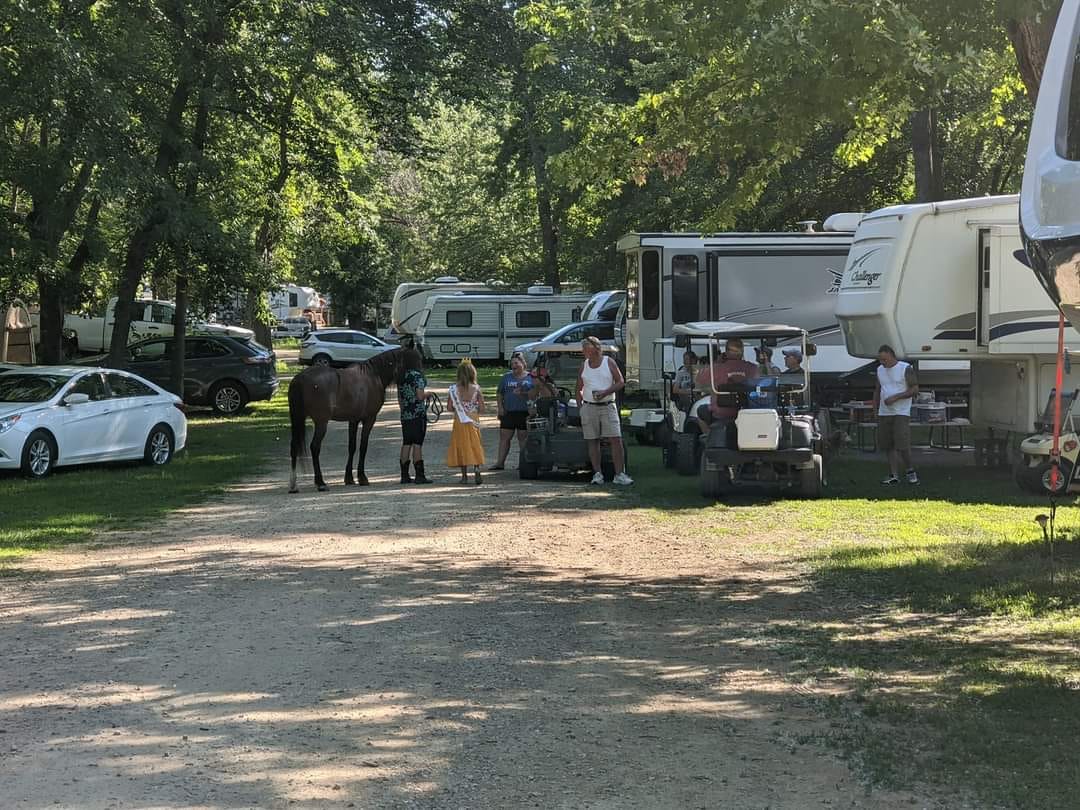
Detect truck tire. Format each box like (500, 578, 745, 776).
(675, 432, 699, 476)
(210, 380, 248, 416)
(798, 454, 824, 499)
(699, 451, 728, 499)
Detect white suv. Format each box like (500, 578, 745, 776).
(299, 330, 393, 367)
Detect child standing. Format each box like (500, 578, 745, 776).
(446, 359, 486, 484)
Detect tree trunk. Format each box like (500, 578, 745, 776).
(1008, 3, 1062, 100)
(35, 276, 65, 364)
(520, 91, 560, 292)
(912, 107, 944, 203)
(170, 74, 215, 396)
(108, 72, 193, 366)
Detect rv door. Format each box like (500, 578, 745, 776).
(977, 228, 991, 347)
(1020, 0, 1080, 324)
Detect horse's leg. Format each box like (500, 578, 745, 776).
(356, 419, 375, 486)
(311, 421, 329, 492)
(344, 420, 359, 485)
(289, 450, 298, 494)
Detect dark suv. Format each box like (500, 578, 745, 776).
(96, 335, 278, 415)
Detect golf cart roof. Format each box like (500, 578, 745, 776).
(529, 341, 619, 355)
(672, 321, 807, 341)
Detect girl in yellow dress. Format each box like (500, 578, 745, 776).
(446, 359, 486, 484)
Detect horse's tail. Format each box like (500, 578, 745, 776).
(288, 377, 308, 492)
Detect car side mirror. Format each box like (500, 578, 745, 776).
(64, 393, 90, 406)
(806, 343, 818, 357)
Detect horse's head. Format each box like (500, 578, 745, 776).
(366, 347, 420, 389)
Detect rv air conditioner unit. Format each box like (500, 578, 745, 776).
(527, 285, 555, 295)
(434, 276, 460, 283)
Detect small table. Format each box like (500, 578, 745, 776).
(924, 419, 969, 451)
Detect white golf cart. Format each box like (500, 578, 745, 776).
(1016, 389, 1080, 495)
(684, 323, 828, 499)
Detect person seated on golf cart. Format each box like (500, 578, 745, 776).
(756, 346, 781, 376)
(695, 336, 759, 436)
(781, 346, 804, 375)
(672, 350, 698, 411)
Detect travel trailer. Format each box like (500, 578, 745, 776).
(387, 278, 505, 343)
(268, 284, 323, 322)
(616, 218, 867, 398)
(415, 287, 592, 362)
(1020, 0, 1080, 333)
(835, 195, 1080, 435)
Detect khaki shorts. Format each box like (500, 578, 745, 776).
(878, 415, 911, 452)
(580, 401, 621, 440)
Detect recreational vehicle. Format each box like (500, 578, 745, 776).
(616, 218, 866, 398)
(835, 195, 1080, 435)
(269, 284, 323, 322)
(1020, 0, 1080, 333)
(387, 278, 505, 343)
(415, 287, 592, 362)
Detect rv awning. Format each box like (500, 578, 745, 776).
(673, 321, 807, 341)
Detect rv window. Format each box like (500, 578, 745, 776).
(289, 293, 299, 308)
(446, 310, 472, 328)
(150, 303, 174, 324)
(516, 311, 550, 329)
(625, 253, 639, 318)
(671, 255, 699, 324)
(642, 250, 660, 321)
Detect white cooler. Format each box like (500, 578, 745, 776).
(736, 409, 781, 451)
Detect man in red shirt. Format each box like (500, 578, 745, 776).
(694, 337, 759, 435)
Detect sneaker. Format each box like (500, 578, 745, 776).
(590, 471, 605, 485)
(881, 475, 900, 485)
(613, 472, 634, 486)
(906, 469, 920, 485)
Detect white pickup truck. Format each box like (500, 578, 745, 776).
(33, 297, 254, 354)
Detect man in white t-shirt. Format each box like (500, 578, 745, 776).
(873, 345, 919, 485)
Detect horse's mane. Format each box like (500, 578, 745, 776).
(359, 347, 407, 388)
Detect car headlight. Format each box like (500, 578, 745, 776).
(0, 414, 21, 434)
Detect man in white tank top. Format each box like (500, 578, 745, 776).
(874, 345, 919, 485)
(577, 336, 633, 485)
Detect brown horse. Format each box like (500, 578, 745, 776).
(288, 347, 417, 493)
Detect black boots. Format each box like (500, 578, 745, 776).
(413, 461, 433, 485)
(400, 460, 412, 484)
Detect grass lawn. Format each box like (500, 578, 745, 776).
(0, 391, 291, 564)
(625, 444, 1080, 808)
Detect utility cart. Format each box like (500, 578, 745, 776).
(519, 342, 622, 481)
(679, 323, 829, 499)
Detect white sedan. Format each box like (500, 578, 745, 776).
(299, 329, 394, 367)
(0, 366, 188, 479)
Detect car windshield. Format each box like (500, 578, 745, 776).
(0, 373, 71, 403)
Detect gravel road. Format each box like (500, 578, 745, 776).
(0, 389, 935, 809)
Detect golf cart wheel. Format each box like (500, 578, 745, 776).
(798, 453, 824, 499)
(653, 421, 672, 452)
(519, 457, 540, 480)
(699, 452, 727, 500)
(1032, 459, 1073, 495)
(675, 432, 699, 476)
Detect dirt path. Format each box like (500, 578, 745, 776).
(0, 392, 938, 809)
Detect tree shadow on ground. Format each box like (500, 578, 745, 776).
(0, 548, 930, 810)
